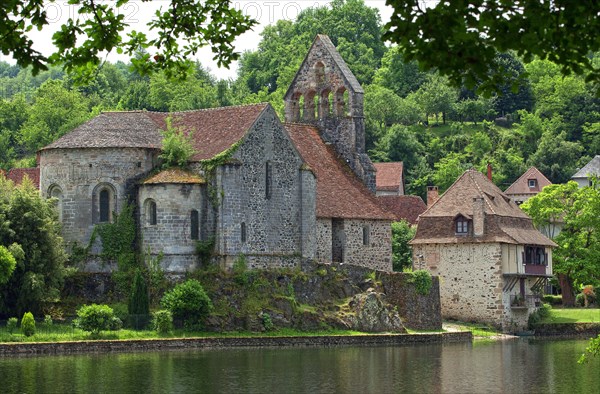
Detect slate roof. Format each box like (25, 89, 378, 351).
(373, 162, 403, 192)
(377, 195, 426, 225)
(40, 104, 269, 162)
(3, 168, 40, 189)
(411, 169, 555, 246)
(285, 123, 394, 220)
(504, 166, 552, 195)
(572, 155, 600, 179)
(142, 168, 205, 184)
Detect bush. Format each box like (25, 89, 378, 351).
(542, 295, 562, 305)
(161, 279, 212, 329)
(408, 270, 433, 295)
(21, 312, 36, 337)
(152, 310, 173, 334)
(43, 314, 53, 327)
(528, 304, 552, 328)
(6, 317, 18, 334)
(75, 304, 122, 336)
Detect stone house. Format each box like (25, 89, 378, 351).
(373, 162, 404, 196)
(38, 34, 394, 272)
(571, 155, 600, 188)
(410, 169, 556, 332)
(504, 166, 552, 205)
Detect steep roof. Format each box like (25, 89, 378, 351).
(4, 168, 40, 189)
(40, 104, 269, 162)
(142, 168, 204, 184)
(504, 166, 552, 195)
(572, 155, 600, 179)
(284, 34, 363, 100)
(377, 195, 426, 225)
(411, 169, 555, 246)
(285, 123, 393, 220)
(374, 162, 403, 192)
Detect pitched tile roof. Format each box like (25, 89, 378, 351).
(142, 168, 205, 184)
(411, 168, 555, 246)
(5, 168, 40, 189)
(377, 195, 426, 225)
(285, 123, 394, 220)
(504, 166, 552, 195)
(40, 104, 269, 162)
(373, 162, 403, 192)
(572, 155, 600, 179)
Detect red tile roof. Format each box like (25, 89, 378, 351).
(5, 168, 40, 189)
(411, 169, 555, 246)
(377, 195, 426, 225)
(285, 123, 394, 220)
(373, 162, 403, 192)
(504, 166, 552, 195)
(41, 104, 269, 162)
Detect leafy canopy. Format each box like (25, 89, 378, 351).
(1, 0, 255, 81)
(383, 1, 600, 92)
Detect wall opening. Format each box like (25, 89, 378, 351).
(191, 209, 199, 240)
(304, 90, 316, 121)
(145, 199, 157, 225)
(99, 189, 110, 222)
(362, 225, 370, 246)
(265, 161, 272, 200)
(48, 185, 63, 222)
(241, 222, 247, 243)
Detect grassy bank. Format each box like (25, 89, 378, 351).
(540, 308, 600, 324)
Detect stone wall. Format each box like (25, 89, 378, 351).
(413, 243, 505, 329)
(39, 147, 158, 251)
(215, 106, 309, 269)
(138, 182, 204, 272)
(0, 332, 472, 356)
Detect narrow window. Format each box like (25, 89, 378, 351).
(265, 161, 272, 200)
(455, 217, 468, 234)
(362, 225, 370, 246)
(191, 209, 199, 240)
(241, 222, 247, 243)
(48, 185, 63, 222)
(147, 200, 157, 225)
(99, 189, 110, 222)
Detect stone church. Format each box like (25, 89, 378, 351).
(38, 35, 394, 272)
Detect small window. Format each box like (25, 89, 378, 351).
(241, 222, 247, 243)
(455, 217, 469, 234)
(190, 209, 199, 240)
(528, 179, 537, 188)
(362, 225, 370, 246)
(265, 161, 272, 200)
(99, 189, 110, 222)
(146, 200, 157, 225)
(524, 245, 547, 265)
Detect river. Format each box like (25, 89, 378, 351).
(0, 338, 598, 393)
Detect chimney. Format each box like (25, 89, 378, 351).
(472, 197, 485, 237)
(427, 186, 439, 207)
(487, 163, 492, 181)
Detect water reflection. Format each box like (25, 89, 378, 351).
(0, 339, 598, 393)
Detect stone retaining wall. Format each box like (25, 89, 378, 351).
(0, 332, 472, 357)
(534, 323, 600, 338)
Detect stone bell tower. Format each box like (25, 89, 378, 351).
(283, 34, 376, 192)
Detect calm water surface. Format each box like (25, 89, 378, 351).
(0, 339, 598, 393)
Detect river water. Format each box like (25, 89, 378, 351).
(0, 339, 598, 393)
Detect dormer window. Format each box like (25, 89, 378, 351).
(455, 216, 469, 235)
(528, 179, 537, 188)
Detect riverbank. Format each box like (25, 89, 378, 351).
(0, 331, 472, 356)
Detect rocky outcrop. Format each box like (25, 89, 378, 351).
(341, 289, 405, 333)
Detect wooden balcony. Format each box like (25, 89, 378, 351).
(524, 264, 548, 275)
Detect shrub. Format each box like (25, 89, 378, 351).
(152, 310, 174, 334)
(542, 295, 562, 305)
(528, 304, 552, 328)
(75, 304, 122, 336)
(21, 312, 36, 337)
(43, 314, 53, 327)
(6, 317, 18, 334)
(161, 279, 212, 329)
(261, 312, 274, 331)
(408, 270, 433, 295)
(128, 269, 150, 329)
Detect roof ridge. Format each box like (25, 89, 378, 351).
(420, 168, 471, 215)
(143, 102, 269, 116)
(469, 169, 497, 215)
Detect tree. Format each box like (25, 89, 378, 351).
(128, 269, 150, 329)
(411, 74, 458, 124)
(0, 245, 16, 285)
(391, 221, 416, 272)
(373, 46, 426, 97)
(432, 153, 471, 192)
(383, 1, 600, 91)
(521, 181, 600, 306)
(159, 117, 196, 169)
(1, 0, 254, 80)
(528, 130, 584, 184)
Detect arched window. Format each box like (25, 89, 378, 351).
(99, 189, 110, 222)
(304, 90, 316, 121)
(48, 185, 63, 222)
(241, 222, 247, 243)
(145, 199, 157, 225)
(290, 92, 302, 121)
(190, 209, 199, 240)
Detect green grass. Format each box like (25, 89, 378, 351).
(444, 321, 501, 338)
(540, 308, 600, 324)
